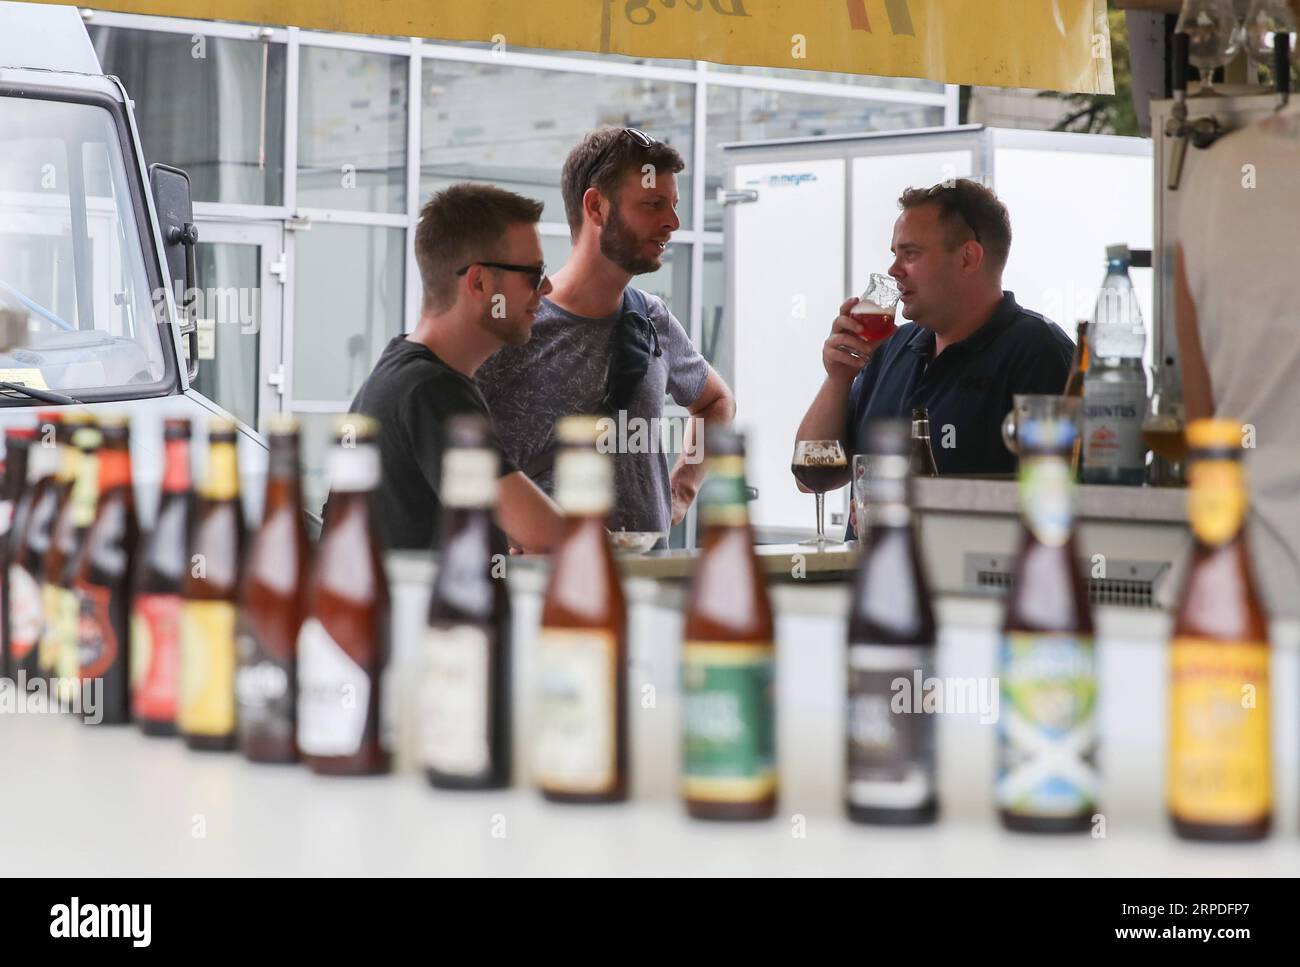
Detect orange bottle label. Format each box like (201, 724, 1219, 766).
(1167, 639, 1271, 825)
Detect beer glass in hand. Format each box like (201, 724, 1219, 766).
(849, 274, 901, 342)
(791, 440, 847, 546)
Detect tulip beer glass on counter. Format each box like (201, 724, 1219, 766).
(791, 439, 848, 547)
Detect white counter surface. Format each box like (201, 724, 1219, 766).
(4, 575, 1297, 876)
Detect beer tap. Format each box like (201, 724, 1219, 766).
(1166, 32, 1225, 189)
(1166, 32, 1193, 190)
(1274, 30, 1291, 111)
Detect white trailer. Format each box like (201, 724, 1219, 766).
(721, 125, 1153, 539)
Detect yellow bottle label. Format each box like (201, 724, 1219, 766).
(38, 582, 63, 673)
(1187, 460, 1247, 547)
(55, 588, 81, 702)
(204, 442, 240, 502)
(179, 600, 237, 736)
(1168, 639, 1271, 825)
(71, 452, 100, 529)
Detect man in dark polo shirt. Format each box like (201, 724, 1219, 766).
(796, 179, 1072, 517)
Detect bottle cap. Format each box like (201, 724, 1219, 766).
(1186, 419, 1243, 452)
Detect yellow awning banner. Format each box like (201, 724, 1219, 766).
(48, 0, 1115, 94)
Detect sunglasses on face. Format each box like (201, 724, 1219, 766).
(456, 261, 548, 292)
(927, 183, 982, 245)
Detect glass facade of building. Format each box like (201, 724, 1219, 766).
(86, 13, 951, 509)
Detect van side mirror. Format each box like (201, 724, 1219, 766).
(149, 163, 200, 384)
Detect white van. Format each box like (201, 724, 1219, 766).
(0, 1, 269, 524)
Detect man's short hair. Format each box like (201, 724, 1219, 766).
(898, 178, 1012, 274)
(415, 183, 544, 312)
(561, 127, 685, 240)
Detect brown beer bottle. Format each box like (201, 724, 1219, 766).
(681, 426, 776, 820)
(1167, 419, 1271, 841)
(846, 419, 938, 825)
(73, 414, 139, 725)
(51, 416, 100, 706)
(535, 416, 628, 803)
(38, 411, 84, 687)
(909, 407, 940, 477)
(422, 414, 512, 789)
(1, 425, 34, 678)
(297, 415, 391, 776)
(237, 415, 311, 763)
(10, 413, 63, 681)
(1063, 321, 1090, 399)
(998, 415, 1098, 833)
(132, 418, 194, 736)
(179, 418, 245, 751)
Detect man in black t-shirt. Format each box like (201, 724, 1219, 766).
(336, 183, 564, 552)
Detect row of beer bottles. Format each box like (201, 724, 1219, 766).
(1, 407, 1269, 836)
(492, 412, 1271, 837)
(0, 411, 390, 776)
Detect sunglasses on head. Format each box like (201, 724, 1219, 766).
(456, 261, 548, 292)
(586, 127, 660, 189)
(927, 182, 982, 245)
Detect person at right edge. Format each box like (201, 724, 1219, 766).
(1173, 106, 1300, 619)
(794, 179, 1073, 538)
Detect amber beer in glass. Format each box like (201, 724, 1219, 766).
(179, 418, 245, 751)
(132, 418, 194, 735)
(73, 414, 139, 725)
(846, 419, 938, 824)
(998, 416, 1098, 833)
(10, 413, 63, 680)
(298, 416, 391, 776)
(681, 427, 776, 820)
(422, 415, 512, 789)
(1167, 419, 1271, 841)
(237, 416, 311, 763)
(535, 416, 628, 803)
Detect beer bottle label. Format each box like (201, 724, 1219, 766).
(8, 565, 44, 661)
(131, 594, 182, 722)
(554, 451, 613, 516)
(681, 641, 776, 803)
(699, 457, 748, 527)
(76, 582, 119, 680)
(997, 633, 1098, 817)
(1187, 461, 1247, 547)
(1168, 639, 1271, 824)
(0, 499, 12, 537)
(420, 624, 491, 777)
(1081, 380, 1146, 472)
(38, 581, 63, 674)
(1018, 457, 1073, 548)
(179, 600, 237, 737)
(55, 587, 81, 702)
(535, 628, 616, 793)
(846, 643, 936, 809)
(297, 617, 370, 758)
(236, 626, 295, 748)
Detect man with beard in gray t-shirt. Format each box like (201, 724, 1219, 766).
(475, 128, 735, 541)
